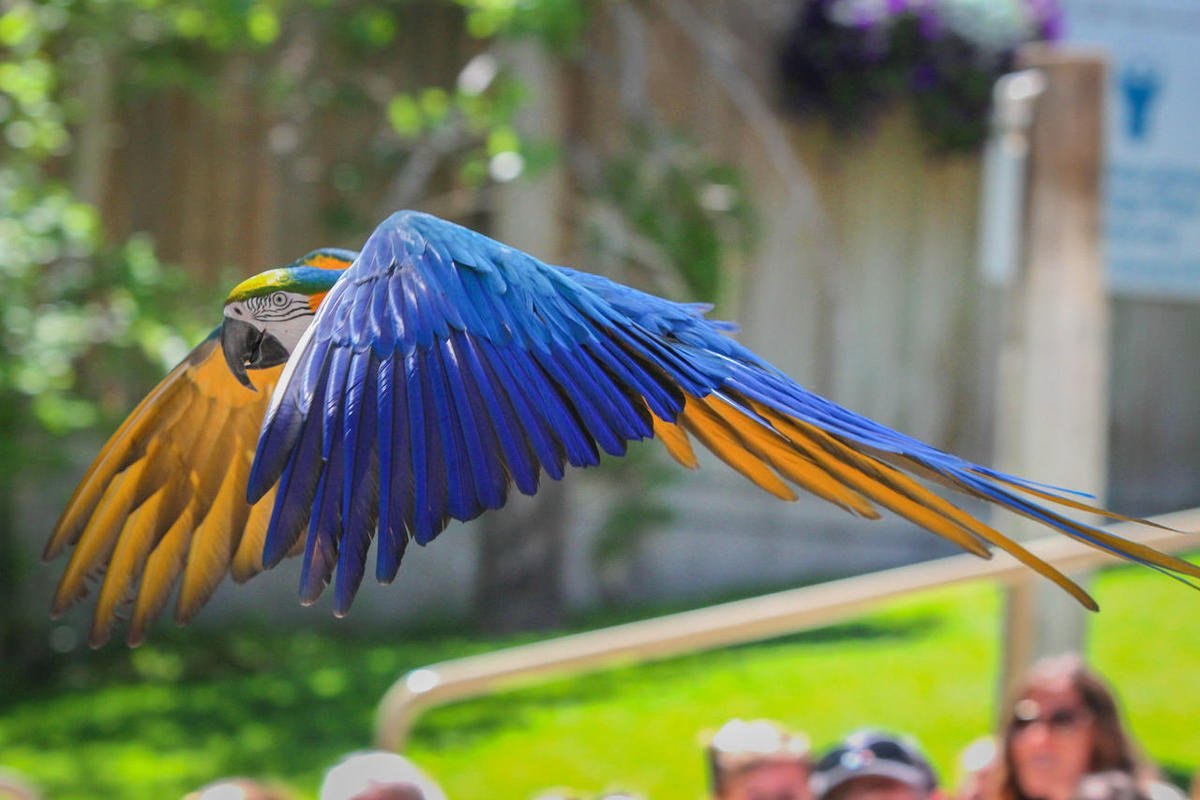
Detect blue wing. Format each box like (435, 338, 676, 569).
(248, 211, 1200, 616)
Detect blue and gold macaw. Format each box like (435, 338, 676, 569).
(46, 211, 1200, 646)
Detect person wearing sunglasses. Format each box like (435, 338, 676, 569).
(991, 654, 1147, 800)
(810, 730, 940, 800)
(706, 718, 814, 800)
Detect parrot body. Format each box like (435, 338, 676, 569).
(46, 211, 1200, 646)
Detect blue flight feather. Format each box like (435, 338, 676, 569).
(259, 355, 332, 567)
(301, 432, 342, 604)
(441, 336, 507, 511)
(473, 337, 565, 481)
(586, 336, 683, 422)
(335, 350, 379, 614)
(425, 343, 475, 521)
(514, 349, 601, 468)
(368, 276, 394, 355)
(551, 344, 645, 451)
(376, 356, 411, 583)
(455, 332, 540, 495)
(405, 349, 434, 545)
(386, 269, 411, 354)
(321, 347, 352, 459)
(533, 346, 623, 457)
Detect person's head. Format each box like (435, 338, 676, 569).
(319, 751, 446, 800)
(0, 769, 43, 800)
(1073, 771, 1149, 800)
(707, 718, 813, 800)
(996, 654, 1142, 800)
(955, 737, 998, 800)
(184, 778, 295, 800)
(811, 730, 939, 800)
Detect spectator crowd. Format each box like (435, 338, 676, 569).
(0, 653, 1193, 800)
(700, 654, 1192, 800)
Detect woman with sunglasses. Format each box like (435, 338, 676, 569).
(991, 654, 1147, 800)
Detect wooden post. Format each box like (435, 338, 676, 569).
(994, 46, 1109, 692)
(473, 41, 573, 632)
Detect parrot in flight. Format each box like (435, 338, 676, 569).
(46, 210, 1200, 646)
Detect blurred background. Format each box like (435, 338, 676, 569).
(2, 0, 1199, 798)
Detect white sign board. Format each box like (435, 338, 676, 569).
(1061, 0, 1200, 299)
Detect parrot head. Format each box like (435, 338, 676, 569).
(220, 248, 356, 389)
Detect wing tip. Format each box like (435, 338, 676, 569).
(88, 623, 114, 650)
(125, 626, 148, 649)
(50, 582, 88, 620)
(42, 533, 69, 563)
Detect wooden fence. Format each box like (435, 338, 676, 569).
(52, 0, 1200, 619)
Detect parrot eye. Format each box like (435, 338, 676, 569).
(270, 292, 288, 307)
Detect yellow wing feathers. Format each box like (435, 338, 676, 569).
(47, 337, 281, 646)
(646, 391, 1200, 610)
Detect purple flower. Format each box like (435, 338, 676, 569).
(911, 62, 939, 90)
(1024, 0, 1064, 41)
(917, 8, 943, 40)
(776, 0, 1066, 150)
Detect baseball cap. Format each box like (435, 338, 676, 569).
(811, 730, 938, 800)
(319, 751, 446, 800)
(706, 718, 812, 795)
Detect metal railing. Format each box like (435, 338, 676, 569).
(375, 508, 1200, 750)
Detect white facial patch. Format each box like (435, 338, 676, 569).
(226, 291, 316, 352)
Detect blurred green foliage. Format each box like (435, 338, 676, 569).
(588, 441, 681, 600)
(0, 174, 213, 442)
(0, 623, 500, 799)
(385, 65, 540, 188)
(601, 123, 757, 302)
(457, 0, 587, 45)
(0, 0, 289, 446)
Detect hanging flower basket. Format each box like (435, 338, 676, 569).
(777, 0, 1062, 151)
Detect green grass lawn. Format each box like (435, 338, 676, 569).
(2, 560, 1197, 800)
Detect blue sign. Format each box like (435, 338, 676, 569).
(1061, 0, 1200, 299)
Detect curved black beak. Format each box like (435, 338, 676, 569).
(220, 316, 290, 390)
